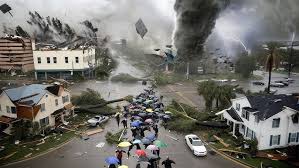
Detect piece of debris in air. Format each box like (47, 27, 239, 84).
(0, 3, 13, 17)
(96, 142, 105, 148)
(135, 18, 148, 39)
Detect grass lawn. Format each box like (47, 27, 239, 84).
(0, 131, 75, 165)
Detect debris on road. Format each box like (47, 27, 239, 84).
(85, 128, 103, 136)
(166, 135, 179, 141)
(96, 142, 105, 148)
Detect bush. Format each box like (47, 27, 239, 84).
(111, 73, 140, 83)
(72, 88, 105, 105)
(105, 130, 124, 144)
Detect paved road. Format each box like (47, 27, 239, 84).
(2, 118, 243, 168)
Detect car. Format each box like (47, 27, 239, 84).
(252, 81, 265, 85)
(270, 82, 285, 88)
(87, 115, 109, 127)
(185, 134, 207, 156)
(274, 81, 289, 86)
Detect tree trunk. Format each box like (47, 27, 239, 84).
(75, 98, 126, 113)
(267, 52, 274, 94)
(186, 62, 190, 80)
(216, 98, 219, 109)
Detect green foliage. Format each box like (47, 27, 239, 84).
(72, 88, 105, 105)
(245, 138, 258, 155)
(105, 130, 124, 144)
(198, 81, 217, 110)
(95, 48, 117, 79)
(164, 119, 197, 133)
(235, 54, 256, 78)
(31, 121, 40, 136)
(11, 120, 32, 141)
(111, 73, 140, 83)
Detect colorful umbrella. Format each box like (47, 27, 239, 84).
(131, 121, 142, 127)
(146, 144, 158, 150)
(144, 118, 153, 123)
(146, 133, 156, 141)
(135, 150, 147, 157)
(118, 141, 132, 148)
(118, 165, 128, 168)
(146, 108, 154, 112)
(141, 138, 151, 145)
(154, 140, 168, 148)
(138, 112, 147, 117)
(133, 139, 142, 144)
(105, 156, 119, 164)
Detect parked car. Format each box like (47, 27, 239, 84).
(274, 81, 289, 86)
(270, 83, 285, 88)
(185, 134, 207, 156)
(87, 115, 109, 126)
(252, 81, 265, 85)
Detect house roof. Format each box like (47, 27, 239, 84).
(4, 84, 51, 106)
(227, 108, 243, 122)
(247, 94, 299, 120)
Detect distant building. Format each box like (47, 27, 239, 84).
(0, 36, 34, 73)
(33, 48, 96, 80)
(0, 84, 73, 134)
(217, 94, 299, 150)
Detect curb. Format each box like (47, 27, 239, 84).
(1, 136, 75, 167)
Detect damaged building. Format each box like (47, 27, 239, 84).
(0, 36, 34, 73)
(32, 41, 96, 80)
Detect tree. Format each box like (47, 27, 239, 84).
(265, 42, 281, 93)
(215, 85, 235, 109)
(235, 53, 256, 78)
(198, 81, 217, 110)
(11, 119, 31, 140)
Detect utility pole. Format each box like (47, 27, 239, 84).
(288, 41, 294, 78)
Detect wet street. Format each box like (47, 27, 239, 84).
(2, 118, 243, 168)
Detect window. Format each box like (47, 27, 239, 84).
(6, 106, 10, 113)
(75, 57, 79, 63)
(11, 107, 16, 114)
(241, 109, 249, 121)
(255, 115, 259, 123)
(47, 57, 50, 64)
(240, 125, 245, 134)
(37, 57, 41, 64)
(272, 118, 280, 128)
(246, 128, 255, 140)
(62, 95, 69, 103)
(65, 57, 69, 63)
(41, 103, 46, 112)
(53, 57, 57, 63)
(288, 133, 297, 143)
(236, 103, 240, 111)
(270, 135, 280, 146)
(55, 99, 58, 106)
(40, 117, 49, 126)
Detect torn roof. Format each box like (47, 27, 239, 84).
(4, 84, 51, 106)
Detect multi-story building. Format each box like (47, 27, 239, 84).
(0, 84, 73, 134)
(33, 47, 96, 80)
(217, 94, 299, 150)
(0, 36, 34, 73)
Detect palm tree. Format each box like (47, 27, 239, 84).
(265, 42, 281, 93)
(215, 85, 235, 109)
(198, 81, 217, 110)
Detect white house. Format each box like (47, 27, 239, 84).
(217, 94, 299, 150)
(0, 84, 73, 134)
(33, 48, 96, 80)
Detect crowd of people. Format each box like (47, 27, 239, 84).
(109, 87, 175, 168)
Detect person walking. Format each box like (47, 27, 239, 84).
(153, 124, 159, 137)
(121, 118, 128, 129)
(115, 113, 120, 127)
(115, 149, 125, 165)
(108, 164, 116, 168)
(162, 157, 175, 168)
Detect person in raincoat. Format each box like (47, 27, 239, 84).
(162, 157, 176, 168)
(115, 149, 126, 165)
(153, 124, 159, 137)
(115, 112, 121, 127)
(121, 118, 128, 128)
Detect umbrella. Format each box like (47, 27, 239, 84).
(147, 154, 159, 160)
(105, 156, 119, 164)
(133, 116, 142, 120)
(146, 133, 156, 141)
(133, 139, 142, 144)
(118, 165, 128, 168)
(146, 144, 158, 150)
(141, 138, 151, 145)
(135, 150, 147, 157)
(146, 108, 154, 112)
(131, 121, 142, 127)
(154, 140, 168, 148)
(118, 141, 132, 148)
(165, 111, 172, 114)
(138, 156, 149, 162)
(163, 115, 171, 119)
(138, 112, 147, 117)
(144, 119, 153, 123)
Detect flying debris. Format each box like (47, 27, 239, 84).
(135, 18, 148, 39)
(0, 3, 13, 17)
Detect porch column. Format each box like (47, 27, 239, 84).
(35, 71, 38, 80)
(45, 72, 48, 80)
(232, 122, 236, 136)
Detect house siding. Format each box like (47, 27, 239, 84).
(0, 92, 17, 118)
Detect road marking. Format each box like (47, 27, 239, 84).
(167, 85, 197, 107)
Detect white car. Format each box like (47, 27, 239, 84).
(185, 134, 207, 156)
(87, 115, 108, 127)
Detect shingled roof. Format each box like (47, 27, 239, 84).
(246, 94, 299, 120)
